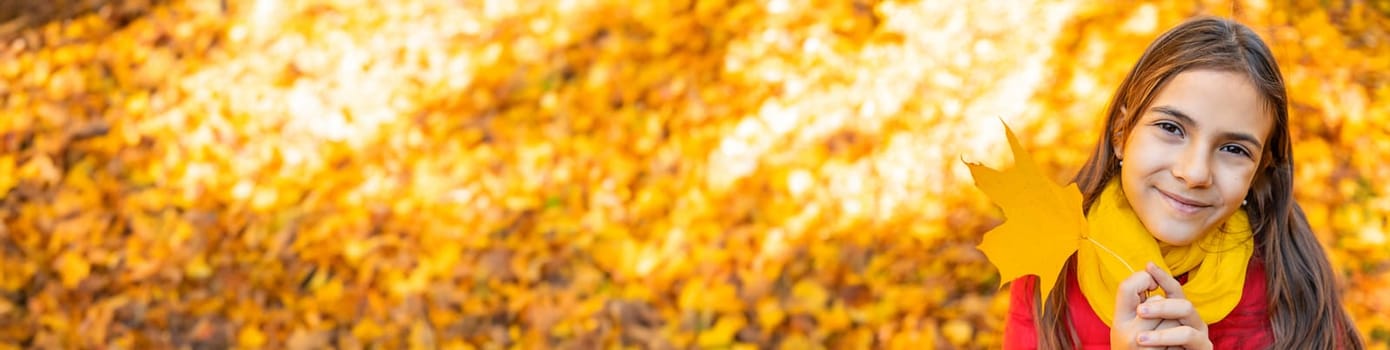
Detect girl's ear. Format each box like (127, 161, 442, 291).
(1112, 106, 1129, 158)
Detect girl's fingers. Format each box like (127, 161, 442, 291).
(1150, 317, 1181, 331)
(1145, 262, 1186, 299)
(1141, 263, 1207, 332)
(1136, 297, 1195, 321)
(1132, 314, 1164, 335)
(1137, 325, 1212, 349)
(1114, 270, 1159, 322)
(1135, 296, 1177, 338)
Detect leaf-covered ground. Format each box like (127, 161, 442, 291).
(1, 0, 1387, 348)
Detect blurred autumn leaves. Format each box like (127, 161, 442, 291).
(0, 0, 1387, 348)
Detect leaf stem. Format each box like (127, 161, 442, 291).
(1085, 237, 1135, 273)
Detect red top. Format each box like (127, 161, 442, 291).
(1003, 257, 1271, 349)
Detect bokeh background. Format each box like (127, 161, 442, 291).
(1, 0, 1387, 348)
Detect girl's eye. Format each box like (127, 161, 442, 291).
(1155, 121, 1183, 136)
(1221, 144, 1251, 157)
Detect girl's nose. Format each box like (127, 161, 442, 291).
(1173, 146, 1213, 188)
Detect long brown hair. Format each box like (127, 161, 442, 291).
(1032, 17, 1365, 349)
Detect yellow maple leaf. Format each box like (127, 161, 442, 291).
(964, 121, 1086, 302)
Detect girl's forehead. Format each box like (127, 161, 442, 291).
(1144, 70, 1273, 142)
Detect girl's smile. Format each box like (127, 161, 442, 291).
(1155, 187, 1212, 216)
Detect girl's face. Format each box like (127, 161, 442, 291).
(1115, 70, 1272, 246)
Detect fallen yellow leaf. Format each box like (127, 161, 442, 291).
(964, 121, 1085, 302)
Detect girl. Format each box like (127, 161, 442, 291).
(1002, 17, 1365, 349)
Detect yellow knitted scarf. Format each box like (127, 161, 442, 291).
(1077, 180, 1254, 327)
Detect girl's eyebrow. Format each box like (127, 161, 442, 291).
(1150, 105, 1264, 150)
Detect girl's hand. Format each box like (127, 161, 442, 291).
(1134, 262, 1212, 350)
(1111, 269, 1164, 349)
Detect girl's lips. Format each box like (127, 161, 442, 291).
(1157, 188, 1211, 215)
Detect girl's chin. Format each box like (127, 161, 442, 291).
(1139, 217, 1208, 246)
(1151, 234, 1200, 246)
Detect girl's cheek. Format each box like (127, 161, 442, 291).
(1214, 164, 1258, 206)
(1126, 134, 1174, 169)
